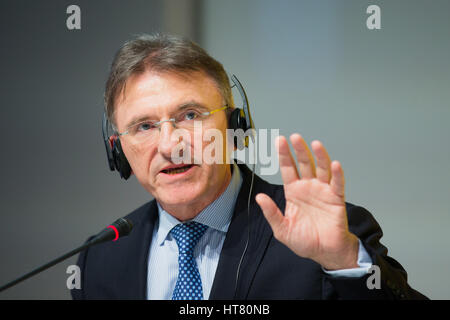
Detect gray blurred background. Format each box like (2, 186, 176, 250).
(0, 0, 448, 299)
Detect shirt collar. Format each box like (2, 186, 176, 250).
(155, 162, 243, 246)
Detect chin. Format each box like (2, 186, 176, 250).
(155, 183, 206, 206)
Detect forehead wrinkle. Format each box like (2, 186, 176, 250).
(115, 70, 224, 130)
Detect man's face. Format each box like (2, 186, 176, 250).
(114, 70, 232, 213)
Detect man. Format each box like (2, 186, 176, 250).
(72, 33, 427, 300)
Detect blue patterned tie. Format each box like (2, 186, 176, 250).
(170, 221, 208, 300)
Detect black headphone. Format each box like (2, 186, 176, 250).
(102, 74, 255, 180)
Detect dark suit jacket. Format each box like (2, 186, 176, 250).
(72, 164, 427, 300)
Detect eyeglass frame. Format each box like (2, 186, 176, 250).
(116, 105, 229, 138)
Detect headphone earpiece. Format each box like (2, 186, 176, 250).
(102, 113, 132, 180)
(229, 108, 248, 150)
(229, 108, 247, 131)
(111, 137, 132, 180)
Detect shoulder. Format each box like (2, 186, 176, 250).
(237, 163, 285, 202)
(123, 200, 158, 229)
(94, 199, 158, 254)
(72, 199, 158, 299)
(80, 199, 158, 262)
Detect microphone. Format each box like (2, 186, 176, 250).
(0, 217, 133, 293)
(88, 217, 133, 245)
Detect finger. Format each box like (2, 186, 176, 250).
(255, 193, 287, 242)
(276, 136, 300, 185)
(311, 140, 332, 183)
(289, 133, 316, 179)
(330, 160, 345, 198)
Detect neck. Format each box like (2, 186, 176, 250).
(159, 165, 233, 222)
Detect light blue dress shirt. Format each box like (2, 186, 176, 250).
(146, 163, 373, 300)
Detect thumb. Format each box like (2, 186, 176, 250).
(255, 193, 286, 242)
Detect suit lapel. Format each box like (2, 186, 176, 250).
(209, 164, 274, 299)
(122, 200, 158, 299)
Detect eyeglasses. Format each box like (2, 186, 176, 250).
(117, 105, 229, 145)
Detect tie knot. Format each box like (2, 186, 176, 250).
(170, 222, 208, 254)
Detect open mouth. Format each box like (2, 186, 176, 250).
(161, 164, 194, 175)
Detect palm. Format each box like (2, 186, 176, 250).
(256, 134, 358, 270)
(282, 178, 348, 260)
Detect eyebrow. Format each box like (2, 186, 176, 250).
(123, 101, 210, 130)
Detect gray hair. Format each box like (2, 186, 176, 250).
(104, 33, 234, 127)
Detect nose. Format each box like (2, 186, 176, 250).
(157, 120, 181, 160)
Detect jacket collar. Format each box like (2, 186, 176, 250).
(208, 163, 275, 299)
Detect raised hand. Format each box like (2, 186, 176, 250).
(255, 134, 359, 270)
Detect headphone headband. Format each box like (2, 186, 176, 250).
(231, 75, 254, 131)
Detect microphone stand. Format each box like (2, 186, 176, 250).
(0, 241, 93, 292)
(0, 217, 132, 293)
